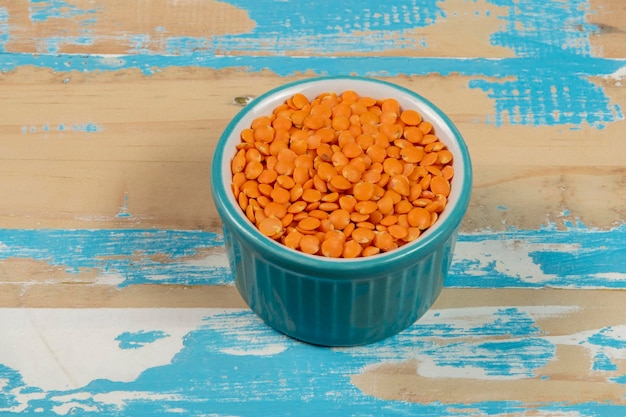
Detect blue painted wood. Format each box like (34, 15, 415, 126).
(0, 1, 624, 129)
(0, 229, 230, 287)
(451, 223, 626, 288)
(1, 307, 625, 415)
(1, 226, 624, 289)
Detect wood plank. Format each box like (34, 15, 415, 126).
(1, 68, 625, 230)
(2, 289, 626, 415)
(0, 225, 624, 310)
(3, 0, 620, 60)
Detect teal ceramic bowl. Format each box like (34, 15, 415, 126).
(211, 76, 472, 346)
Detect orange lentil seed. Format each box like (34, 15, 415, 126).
(388, 224, 408, 240)
(270, 186, 291, 204)
(374, 231, 396, 251)
(321, 238, 344, 258)
(342, 240, 363, 258)
(302, 188, 322, 202)
(353, 181, 375, 201)
(442, 165, 455, 181)
(309, 209, 329, 220)
(291, 93, 309, 110)
(284, 229, 303, 249)
(405, 227, 421, 242)
(400, 109, 422, 126)
(299, 235, 320, 254)
(329, 174, 353, 191)
(430, 175, 451, 197)
(298, 216, 321, 231)
(264, 202, 287, 219)
(352, 227, 375, 244)
(321, 192, 339, 203)
(329, 209, 351, 230)
(258, 184, 274, 197)
(258, 217, 283, 237)
(362, 246, 381, 257)
(319, 202, 340, 212)
(281, 213, 294, 227)
(408, 207, 431, 230)
(355, 200, 378, 215)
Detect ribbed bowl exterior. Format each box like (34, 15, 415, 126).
(224, 224, 457, 346)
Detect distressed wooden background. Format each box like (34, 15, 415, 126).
(1, 0, 626, 415)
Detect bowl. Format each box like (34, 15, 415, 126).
(211, 76, 472, 346)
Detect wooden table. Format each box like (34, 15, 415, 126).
(1, 1, 625, 415)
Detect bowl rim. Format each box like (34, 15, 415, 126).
(211, 75, 472, 278)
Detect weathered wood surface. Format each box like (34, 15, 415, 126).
(1, 0, 625, 415)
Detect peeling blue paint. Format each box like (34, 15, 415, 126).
(469, 72, 623, 127)
(437, 338, 555, 377)
(20, 123, 102, 134)
(593, 352, 618, 372)
(207, 0, 445, 55)
(0, 7, 8, 53)
(0, 0, 622, 128)
(28, 0, 96, 23)
(0, 53, 620, 129)
(1, 308, 624, 415)
(465, 0, 624, 127)
(448, 223, 626, 289)
(115, 330, 170, 350)
(0, 229, 230, 287)
(588, 327, 626, 350)
(1, 52, 624, 80)
(0, 365, 27, 409)
(128, 34, 152, 55)
(116, 194, 132, 218)
(611, 375, 626, 385)
(73, 123, 102, 133)
(0, 223, 625, 289)
(39, 36, 95, 53)
(488, 0, 598, 57)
